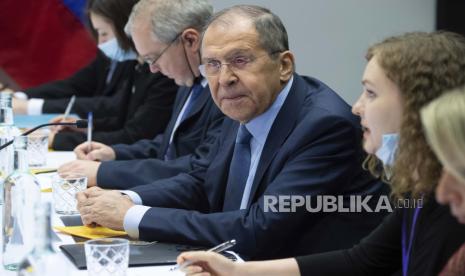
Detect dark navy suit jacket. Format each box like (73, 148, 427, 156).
(97, 84, 224, 188)
(129, 74, 388, 259)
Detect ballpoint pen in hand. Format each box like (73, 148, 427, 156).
(170, 239, 236, 272)
(87, 112, 93, 152)
(62, 95, 76, 121)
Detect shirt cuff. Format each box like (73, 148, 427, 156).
(14, 91, 28, 100)
(121, 190, 143, 205)
(123, 205, 151, 239)
(27, 98, 44, 115)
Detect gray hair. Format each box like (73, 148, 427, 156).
(204, 5, 289, 57)
(125, 0, 213, 43)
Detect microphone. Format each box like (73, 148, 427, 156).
(0, 119, 88, 151)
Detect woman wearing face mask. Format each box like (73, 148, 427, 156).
(176, 32, 465, 276)
(421, 89, 465, 275)
(14, 0, 177, 150)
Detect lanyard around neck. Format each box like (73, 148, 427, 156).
(402, 206, 421, 276)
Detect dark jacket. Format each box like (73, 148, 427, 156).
(296, 197, 465, 276)
(97, 83, 224, 188)
(26, 51, 130, 116)
(128, 74, 388, 259)
(28, 51, 178, 150)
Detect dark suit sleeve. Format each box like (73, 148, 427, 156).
(25, 52, 107, 101)
(84, 71, 177, 144)
(51, 132, 87, 151)
(43, 95, 122, 118)
(97, 111, 223, 189)
(295, 210, 401, 276)
(97, 156, 192, 189)
(83, 72, 177, 144)
(108, 86, 187, 160)
(51, 124, 159, 151)
(128, 114, 370, 257)
(51, 72, 177, 151)
(111, 136, 164, 160)
(108, 92, 186, 160)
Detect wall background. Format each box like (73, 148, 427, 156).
(211, 0, 435, 104)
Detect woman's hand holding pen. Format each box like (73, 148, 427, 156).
(176, 251, 240, 276)
(47, 115, 82, 149)
(176, 250, 301, 276)
(48, 115, 84, 133)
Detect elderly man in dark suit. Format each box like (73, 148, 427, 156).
(77, 3, 387, 260)
(58, 0, 224, 187)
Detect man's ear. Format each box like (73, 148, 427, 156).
(181, 28, 201, 51)
(279, 51, 294, 82)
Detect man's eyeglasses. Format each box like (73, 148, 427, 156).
(143, 34, 180, 67)
(198, 51, 282, 77)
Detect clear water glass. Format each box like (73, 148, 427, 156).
(52, 173, 87, 214)
(85, 238, 129, 276)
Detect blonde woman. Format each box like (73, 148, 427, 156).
(421, 88, 465, 275)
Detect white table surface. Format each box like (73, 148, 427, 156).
(0, 151, 184, 276)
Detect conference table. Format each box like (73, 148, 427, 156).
(0, 151, 185, 276)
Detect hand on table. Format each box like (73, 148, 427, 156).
(77, 187, 134, 230)
(177, 251, 240, 276)
(58, 160, 101, 187)
(74, 141, 116, 161)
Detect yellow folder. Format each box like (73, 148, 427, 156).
(54, 225, 127, 239)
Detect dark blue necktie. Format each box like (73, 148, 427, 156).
(164, 83, 203, 160)
(223, 125, 253, 211)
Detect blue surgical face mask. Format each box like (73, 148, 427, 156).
(98, 38, 137, 62)
(375, 133, 399, 167)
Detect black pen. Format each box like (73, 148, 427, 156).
(170, 239, 236, 272)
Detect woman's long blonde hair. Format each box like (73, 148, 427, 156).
(363, 32, 465, 199)
(421, 88, 465, 185)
